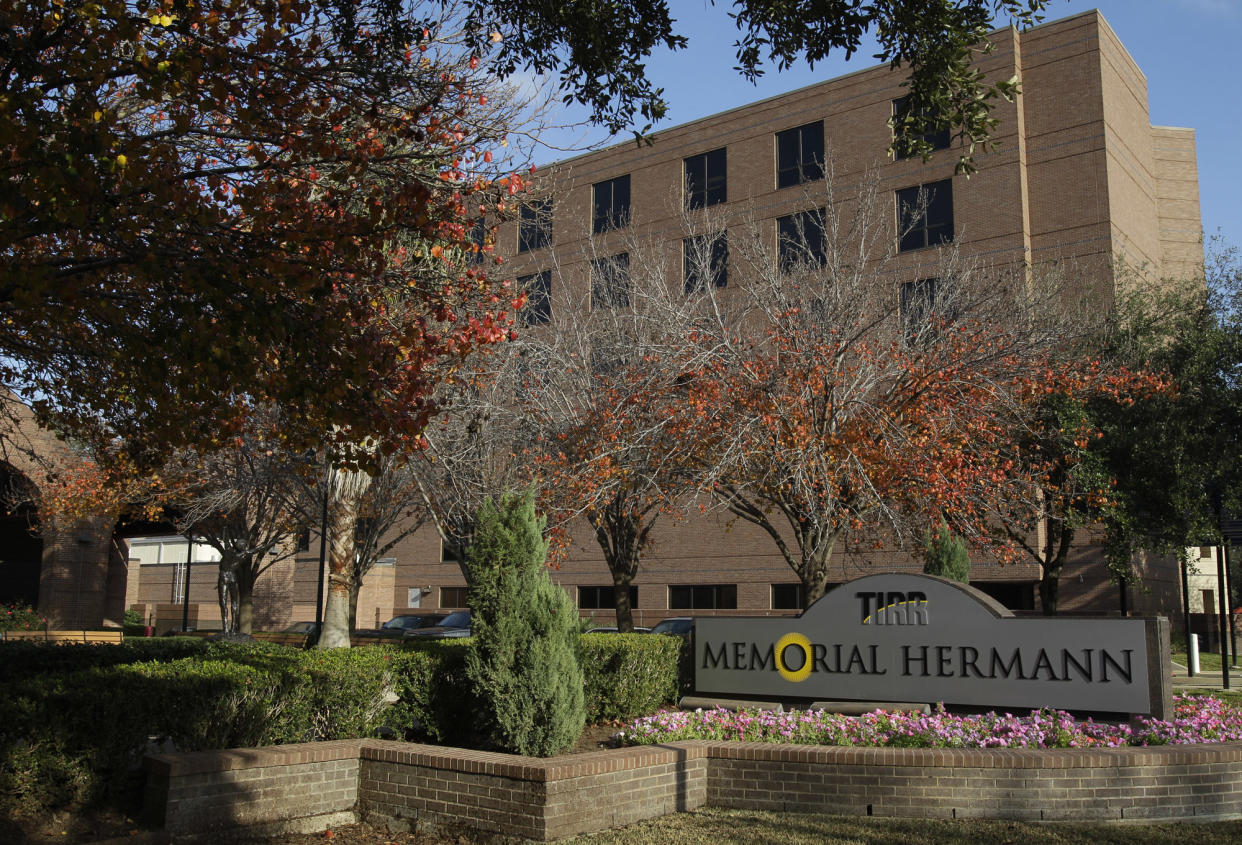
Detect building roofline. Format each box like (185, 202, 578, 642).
(540, 8, 1114, 171)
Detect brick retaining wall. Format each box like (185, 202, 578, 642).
(145, 739, 1242, 840)
(144, 740, 363, 838)
(358, 741, 705, 840)
(703, 741, 1242, 822)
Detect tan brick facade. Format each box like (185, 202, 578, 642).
(364, 10, 1202, 626)
(22, 11, 1205, 630)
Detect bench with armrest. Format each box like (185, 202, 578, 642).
(0, 629, 125, 644)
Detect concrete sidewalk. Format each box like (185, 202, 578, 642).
(1171, 660, 1242, 691)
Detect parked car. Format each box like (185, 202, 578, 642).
(281, 620, 322, 637)
(648, 617, 693, 636)
(584, 626, 651, 634)
(356, 613, 447, 638)
(403, 610, 471, 640)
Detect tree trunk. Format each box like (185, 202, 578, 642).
(319, 468, 371, 649)
(595, 507, 643, 632)
(1038, 520, 1074, 616)
(217, 553, 241, 634)
(236, 566, 255, 635)
(612, 566, 636, 632)
(348, 575, 361, 631)
(321, 577, 352, 647)
(1038, 569, 1060, 616)
(799, 536, 837, 609)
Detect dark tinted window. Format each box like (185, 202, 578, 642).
(900, 278, 941, 343)
(683, 233, 728, 292)
(591, 253, 630, 309)
(771, 584, 804, 609)
(518, 270, 551, 326)
(777, 209, 827, 270)
(897, 180, 954, 252)
(892, 97, 951, 159)
(440, 586, 467, 607)
(669, 584, 737, 609)
(578, 585, 639, 609)
(593, 175, 631, 233)
(685, 148, 727, 209)
(518, 198, 552, 252)
(776, 121, 825, 188)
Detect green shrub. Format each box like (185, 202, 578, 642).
(580, 633, 680, 721)
(922, 522, 970, 583)
(399, 639, 478, 746)
(0, 637, 210, 682)
(0, 602, 46, 632)
(465, 492, 585, 756)
(0, 642, 420, 821)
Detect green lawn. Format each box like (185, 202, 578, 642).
(564, 809, 1242, 845)
(1172, 649, 1240, 672)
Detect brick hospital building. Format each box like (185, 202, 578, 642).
(11, 10, 1206, 630)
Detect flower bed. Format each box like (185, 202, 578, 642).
(1, 602, 46, 632)
(619, 694, 1242, 749)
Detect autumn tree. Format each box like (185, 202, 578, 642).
(2, 0, 540, 468)
(682, 173, 1104, 608)
(526, 214, 732, 631)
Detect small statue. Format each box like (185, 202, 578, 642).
(217, 557, 241, 635)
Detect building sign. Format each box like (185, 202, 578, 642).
(695, 574, 1170, 717)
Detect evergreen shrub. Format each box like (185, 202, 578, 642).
(922, 522, 971, 583)
(464, 492, 585, 756)
(0, 637, 210, 682)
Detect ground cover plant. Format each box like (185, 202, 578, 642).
(0, 602, 47, 631)
(618, 694, 1242, 748)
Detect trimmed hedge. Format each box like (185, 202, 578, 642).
(0, 643, 424, 819)
(0, 632, 684, 820)
(580, 633, 681, 721)
(0, 637, 211, 682)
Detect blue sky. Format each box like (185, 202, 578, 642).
(534, 0, 1239, 256)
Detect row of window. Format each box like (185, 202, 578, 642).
(579, 583, 808, 610)
(433, 584, 801, 611)
(515, 231, 728, 325)
(441, 580, 1032, 612)
(515, 100, 951, 256)
(516, 175, 952, 273)
(518, 263, 944, 341)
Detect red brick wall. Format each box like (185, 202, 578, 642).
(145, 738, 1242, 840)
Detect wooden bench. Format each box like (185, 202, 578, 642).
(252, 632, 311, 648)
(0, 629, 125, 644)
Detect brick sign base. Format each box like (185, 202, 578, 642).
(145, 739, 1242, 841)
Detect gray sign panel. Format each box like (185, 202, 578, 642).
(695, 574, 1169, 716)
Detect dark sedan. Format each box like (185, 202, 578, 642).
(355, 613, 447, 638)
(402, 610, 471, 640)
